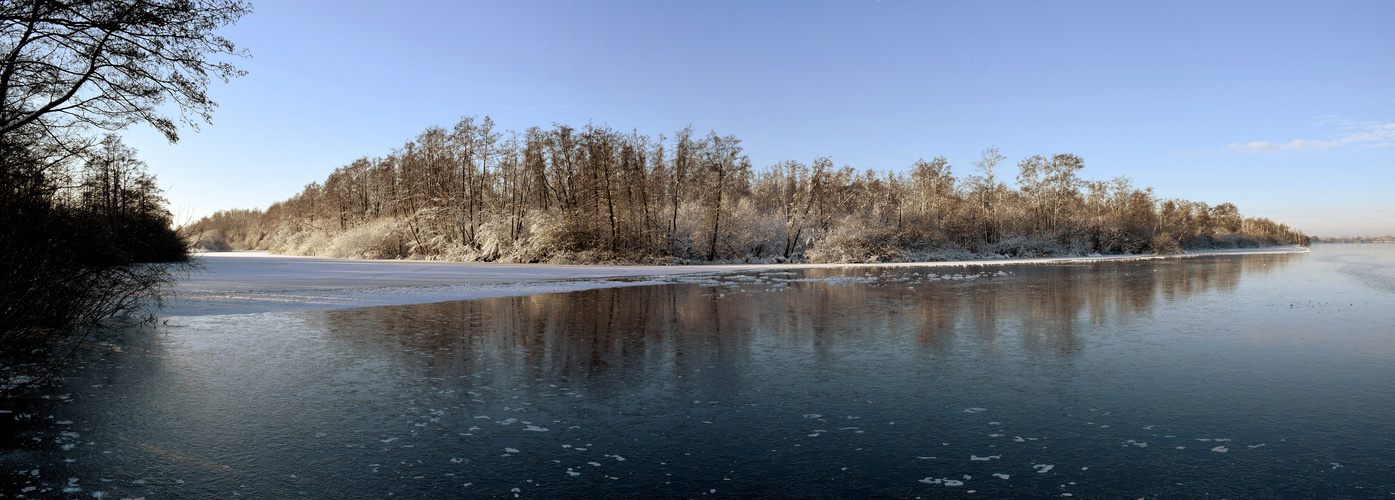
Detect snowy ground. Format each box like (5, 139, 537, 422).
(167, 246, 1309, 316)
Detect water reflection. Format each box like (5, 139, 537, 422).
(317, 253, 1300, 374)
(20, 249, 1395, 500)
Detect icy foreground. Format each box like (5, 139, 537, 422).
(168, 246, 1308, 316)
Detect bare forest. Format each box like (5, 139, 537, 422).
(187, 117, 1309, 264)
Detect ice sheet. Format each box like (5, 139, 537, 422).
(167, 247, 1309, 317)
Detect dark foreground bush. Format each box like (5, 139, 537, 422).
(0, 202, 190, 395)
(1, 150, 190, 395)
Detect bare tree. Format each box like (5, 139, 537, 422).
(1, 0, 250, 143)
(968, 147, 1006, 244)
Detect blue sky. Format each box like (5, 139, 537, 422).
(123, 0, 1395, 237)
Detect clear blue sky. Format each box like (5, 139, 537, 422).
(122, 0, 1395, 237)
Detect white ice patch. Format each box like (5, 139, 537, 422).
(970, 455, 1001, 461)
(963, 408, 987, 413)
(918, 477, 963, 486)
(523, 425, 549, 432)
(1247, 444, 1265, 449)
(992, 473, 1010, 480)
(1033, 464, 1054, 473)
(1211, 446, 1228, 453)
(505, 448, 519, 453)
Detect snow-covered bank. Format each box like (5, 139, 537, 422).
(168, 246, 1309, 317)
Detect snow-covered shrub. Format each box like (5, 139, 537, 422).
(715, 198, 787, 261)
(804, 217, 901, 263)
(1148, 232, 1182, 255)
(986, 237, 1066, 258)
(190, 230, 231, 252)
(323, 219, 406, 259)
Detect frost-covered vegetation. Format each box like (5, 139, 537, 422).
(188, 118, 1309, 263)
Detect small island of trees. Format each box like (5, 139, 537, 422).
(187, 117, 1309, 264)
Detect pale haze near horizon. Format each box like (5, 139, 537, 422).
(119, 1, 1395, 238)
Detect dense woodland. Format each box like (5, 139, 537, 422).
(188, 117, 1309, 264)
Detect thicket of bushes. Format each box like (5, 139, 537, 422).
(186, 118, 1308, 263)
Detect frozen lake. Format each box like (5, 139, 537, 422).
(4, 244, 1394, 497)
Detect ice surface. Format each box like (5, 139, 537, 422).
(993, 473, 1010, 479)
(1033, 464, 1054, 473)
(169, 247, 1305, 316)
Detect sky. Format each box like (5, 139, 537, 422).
(121, 0, 1395, 237)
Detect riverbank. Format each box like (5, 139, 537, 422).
(168, 246, 1309, 317)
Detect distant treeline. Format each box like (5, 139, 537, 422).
(187, 117, 1309, 263)
(1310, 235, 1395, 243)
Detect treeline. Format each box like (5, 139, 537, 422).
(1310, 235, 1395, 243)
(188, 116, 1308, 263)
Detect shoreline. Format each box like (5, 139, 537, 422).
(167, 245, 1309, 317)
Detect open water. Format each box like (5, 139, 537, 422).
(3, 244, 1394, 498)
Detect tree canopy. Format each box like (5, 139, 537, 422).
(1, 0, 250, 143)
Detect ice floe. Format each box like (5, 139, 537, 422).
(919, 477, 964, 486)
